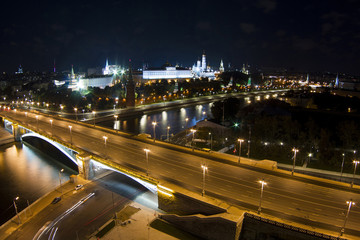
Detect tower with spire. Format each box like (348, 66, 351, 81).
(219, 59, 224, 73)
(71, 65, 75, 79)
(126, 60, 135, 107)
(201, 50, 206, 72)
(335, 74, 339, 88)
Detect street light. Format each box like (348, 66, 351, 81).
(60, 105, 64, 113)
(351, 160, 359, 188)
(103, 136, 108, 159)
(59, 169, 64, 197)
(24, 112, 28, 119)
(49, 119, 53, 136)
(92, 111, 96, 127)
(167, 126, 170, 142)
(238, 139, 244, 163)
(74, 108, 78, 122)
(341, 153, 345, 178)
(13, 196, 21, 224)
(152, 121, 157, 142)
(68, 125, 72, 145)
(185, 117, 189, 129)
(144, 148, 150, 176)
(208, 132, 213, 151)
(291, 148, 299, 176)
(201, 165, 208, 196)
(340, 200, 355, 236)
(190, 129, 197, 151)
(114, 115, 119, 132)
(258, 179, 267, 214)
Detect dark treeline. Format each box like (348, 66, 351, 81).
(210, 94, 360, 172)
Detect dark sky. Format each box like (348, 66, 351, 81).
(1, 0, 360, 74)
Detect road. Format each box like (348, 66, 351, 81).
(2, 109, 360, 237)
(6, 172, 155, 240)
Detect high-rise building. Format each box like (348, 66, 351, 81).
(219, 59, 224, 73)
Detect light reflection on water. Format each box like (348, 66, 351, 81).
(108, 103, 213, 140)
(0, 142, 75, 225)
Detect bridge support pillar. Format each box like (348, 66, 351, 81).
(76, 153, 92, 180)
(12, 124, 21, 142)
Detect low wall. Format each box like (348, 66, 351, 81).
(160, 213, 244, 240)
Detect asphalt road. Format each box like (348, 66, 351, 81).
(3, 110, 360, 237)
(6, 172, 154, 240)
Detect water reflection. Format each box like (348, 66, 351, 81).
(102, 103, 213, 140)
(0, 143, 76, 225)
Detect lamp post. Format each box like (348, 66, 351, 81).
(103, 136, 108, 159)
(49, 119, 53, 136)
(25, 112, 28, 119)
(351, 160, 359, 188)
(291, 148, 299, 176)
(201, 165, 208, 196)
(14, 109, 17, 115)
(59, 169, 64, 197)
(341, 153, 345, 178)
(340, 200, 355, 236)
(74, 108, 78, 122)
(60, 105, 63, 114)
(114, 115, 118, 132)
(167, 126, 170, 142)
(247, 125, 251, 158)
(35, 115, 39, 130)
(152, 121, 157, 142)
(209, 132, 213, 151)
(190, 129, 196, 151)
(82, 109, 85, 120)
(68, 125, 72, 145)
(144, 148, 150, 176)
(238, 139, 244, 163)
(13, 196, 21, 224)
(258, 179, 267, 214)
(92, 111, 96, 127)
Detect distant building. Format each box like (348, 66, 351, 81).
(192, 51, 216, 79)
(126, 61, 135, 107)
(143, 62, 193, 81)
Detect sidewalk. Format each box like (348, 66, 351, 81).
(0, 176, 89, 240)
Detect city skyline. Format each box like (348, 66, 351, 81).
(1, 0, 360, 75)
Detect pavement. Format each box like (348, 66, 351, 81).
(99, 202, 180, 240)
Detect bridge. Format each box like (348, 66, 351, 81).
(1, 108, 360, 239)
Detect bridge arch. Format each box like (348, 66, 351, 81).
(21, 132, 78, 166)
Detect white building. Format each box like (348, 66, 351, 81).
(143, 62, 193, 80)
(192, 51, 216, 80)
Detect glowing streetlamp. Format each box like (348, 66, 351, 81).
(167, 126, 170, 142)
(340, 200, 355, 236)
(74, 108, 78, 122)
(68, 125, 72, 145)
(341, 153, 345, 178)
(209, 132, 213, 151)
(185, 117, 189, 129)
(60, 105, 64, 113)
(24, 112, 28, 119)
(152, 121, 157, 142)
(103, 136, 108, 158)
(49, 119, 53, 136)
(258, 179, 267, 214)
(238, 139, 244, 163)
(13, 196, 21, 224)
(351, 160, 359, 188)
(59, 169, 64, 197)
(144, 148, 150, 175)
(92, 111, 96, 127)
(190, 129, 197, 151)
(291, 148, 299, 176)
(114, 115, 118, 132)
(201, 165, 208, 196)
(14, 109, 17, 115)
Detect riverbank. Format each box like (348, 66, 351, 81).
(0, 128, 13, 146)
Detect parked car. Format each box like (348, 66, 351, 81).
(51, 197, 61, 204)
(75, 184, 83, 190)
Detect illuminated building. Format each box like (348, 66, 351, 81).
(219, 59, 224, 73)
(192, 51, 216, 79)
(102, 59, 122, 75)
(143, 62, 193, 81)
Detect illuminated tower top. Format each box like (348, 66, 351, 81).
(202, 50, 206, 72)
(219, 59, 224, 73)
(71, 65, 75, 79)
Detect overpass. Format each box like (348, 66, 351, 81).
(1, 108, 360, 239)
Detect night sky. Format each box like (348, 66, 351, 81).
(1, 0, 360, 74)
